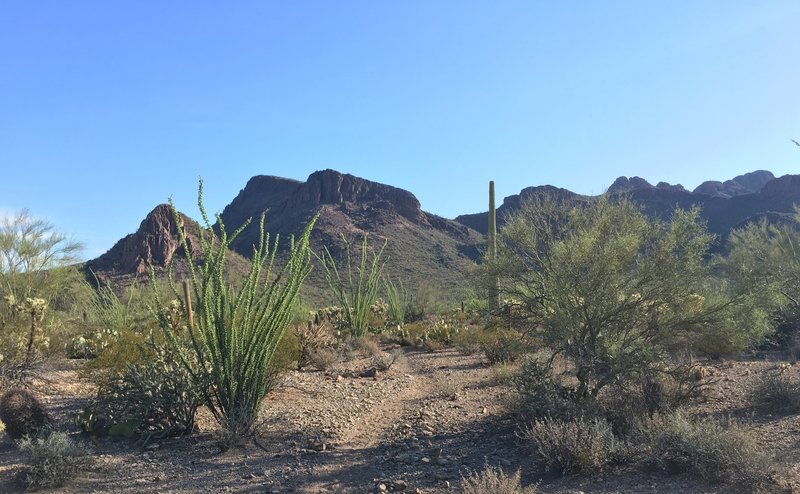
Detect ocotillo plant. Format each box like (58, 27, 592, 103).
(318, 235, 387, 337)
(151, 179, 317, 444)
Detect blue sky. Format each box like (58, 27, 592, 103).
(1, 1, 798, 258)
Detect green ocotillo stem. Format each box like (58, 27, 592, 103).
(488, 180, 499, 311)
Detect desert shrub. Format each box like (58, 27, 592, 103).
(522, 416, 621, 475)
(84, 341, 204, 438)
(461, 465, 538, 494)
(748, 371, 800, 415)
(354, 335, 382, 357)
(514, 357, 582, 421)
(318, 235, 387, 337)
(481, 329, 528, 364)
(152, 180, 317, 444)
(638, 412, 778, 491)
(372, 348, 405, 371)
(307, 347, 340, 371)
(18, 431, 94, 490)
(0, 387, 50, 440)
(293, 320, 335, 370)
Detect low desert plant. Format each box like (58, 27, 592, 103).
(384, 276, 408, 326)
(638, 411, 778, 491)
(461, 465, 538, 494)
(307, 347, 340, 371)
(293, 320, 335, 370)
(87, 341, 204, 439)
(521, 416, 620, 475)
(748, 371, 800, 415)
(318, 235, 387, 338)
(0, 387, 50, 440)
(153, 180, 317, 444)
(18, 431, 94, 490)
(372, 348, 405, 371)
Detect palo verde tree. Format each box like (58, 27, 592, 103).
(0, 210, 84, 368)
(152, 179, 317, 443)
(726, 208, 800, 343)
(494, 195, 766, 405)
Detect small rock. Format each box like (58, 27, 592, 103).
(436, 457, 449, 465)
(393, 479, 408, 491)
(421, 457, 431, 464)
(377, 482, 388, 492)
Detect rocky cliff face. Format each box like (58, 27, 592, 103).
(89, 204, 200, 275)
(215, 169, 483, 302)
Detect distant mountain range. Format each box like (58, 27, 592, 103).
(87, 169, 800, 303)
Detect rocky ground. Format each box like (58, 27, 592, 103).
(2, 345, 800, 493)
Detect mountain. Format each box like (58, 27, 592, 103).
(455, 171, 800, 240)
(216, 169, 484, 303)
(89, 169, 800, 302)
(86, 203, 251, 287)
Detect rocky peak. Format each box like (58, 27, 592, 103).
(607, 176, 653, 195)
(289, 169, 424, 222)
(92, 204, 199, 275)
(693, 170, 774, 198)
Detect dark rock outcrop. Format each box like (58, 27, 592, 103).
(90, 204, 200, 275)
(693, 170, 774, 198)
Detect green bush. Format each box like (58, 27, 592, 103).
(521, 416, 621, 475)
(461, 465, 538, 494)
(18, 431, 94, 490)
(492, 196, 768, 416)
(638, 412, 778, 491)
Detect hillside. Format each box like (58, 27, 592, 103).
(217, 169, 485, 304)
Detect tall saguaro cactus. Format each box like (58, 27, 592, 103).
(488, 180, 499, 311)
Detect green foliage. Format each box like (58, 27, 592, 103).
(637, 412, 778, 492)
(0, 387, 50, 440)
(384, 276, 408, 326)
(461, 465, 538, 494)
(726, 213, 800, 347)
(18, 431, 94, 490)
(318, 235, 387, 337)
(152, 179, 317, 442)
(0, 211, 86, 375)
(494, 196, 758, 414)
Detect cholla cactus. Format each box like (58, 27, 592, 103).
(370, 298, 388, 319)
(10, 297, 49, 367)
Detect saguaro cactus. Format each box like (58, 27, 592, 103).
(488, 180, 499, 311)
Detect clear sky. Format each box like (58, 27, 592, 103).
(1, 1, 798, 258)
